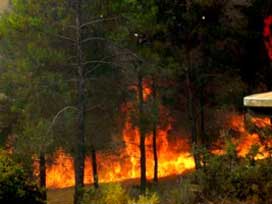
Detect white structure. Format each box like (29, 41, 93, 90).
(244, 92, 272, 108)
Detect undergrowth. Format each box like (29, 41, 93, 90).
(82, 142, 272, 204)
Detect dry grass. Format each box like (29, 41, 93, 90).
(46, 175, 180, 204)
(47, 187, 74, 204)
(46, 176, 181, 204)
(0, 0, 8, 12)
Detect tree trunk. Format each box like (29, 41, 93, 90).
(199, 84, 206, 146)
(39, 152, 47, 201)
(138, 73, 146, 193)
(152, 125, 158, 183)
(199, 85, 207, 170)
(188, 90, 200, 169)
(74, 0, 86, 204)
(152, 79, 158, 183)
(91, 148, 99, 188)
(186, 51, 200, 170)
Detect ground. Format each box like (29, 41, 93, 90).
(47, 176, 181, 204)
(0, 0, 8, 12)
(48, 188, 74, 204)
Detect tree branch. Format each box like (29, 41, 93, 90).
(47, 106, 79, 134)
(55, 34, 76, 42)
(86, 104, 104, 112)
(81, 37, 108, 44)
(80, 16, 119, 28)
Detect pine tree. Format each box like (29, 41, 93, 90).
(0, 1, 120, 203)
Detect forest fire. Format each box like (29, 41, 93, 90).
(45, 122, 195, 188)
(1, 2, 272, 204)
(44, 85, 195, 188)
(44, 113, 272, 189)
(212, 115, 272, 159)
(40, 84, 272, 189)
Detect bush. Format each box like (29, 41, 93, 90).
(83, 183, 128, 204)
(193, 144, 272, 204)
(167, 178, 196, 204)
(128, 192, 159, 204)
(83, 183, 160, 204)
(0, 151, 44, 204)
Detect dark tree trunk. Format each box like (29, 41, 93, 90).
(152, 125, 158, 183)
(138, 73, 146, 193)
(186, 51, 201, 170)
(199, 85, 207, 170)
(91, 148, 99, 188)
(199, 85, 206, 146)
(189, 94, 200, 169)
(152, 79, 158, 183)
(39, 152, 47, 201)
(74, 0, 86, 204)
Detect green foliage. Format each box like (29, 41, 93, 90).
(112, 0, 161, 33)
(246, 144, 261, 166)
(99, 184, 128, 204)
(0, 150, 44, 204)
(193, 145, 272, 204)
(228, 162, 272, 203)
(128, 192, 159, 204)
(83, 183, 128, 204)
(0, 94, 15, 147)
(18, 119, 52, 153)
(225, 140, 238, 161)
(83, 183, 160, 204)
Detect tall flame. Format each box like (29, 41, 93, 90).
(44, 113, 272, 189)
(43, 83, 272, 189)
(45, 122, 195, 188)
(45, 84, 195, 188)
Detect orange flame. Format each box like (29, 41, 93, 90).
(45, 83, 195, 188)
(43, 79, 272, 189)
(45, 122, 195, 188)
(143, 86, 152, 101)
(44, 113, 272, 188)
(251, 117, 271, 128)
(212, 115, 272, 159)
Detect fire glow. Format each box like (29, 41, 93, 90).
(45, 85, 195, 188)
(45, 114, 272, 189)
(46, 123, 195, 188)
(212, 115, 272, 159)
(43, 85, 272, 189)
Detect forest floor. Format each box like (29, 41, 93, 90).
(0, 0, 8, 11)
(47, 175, 183, 204)
(48, 187, 74, 204)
